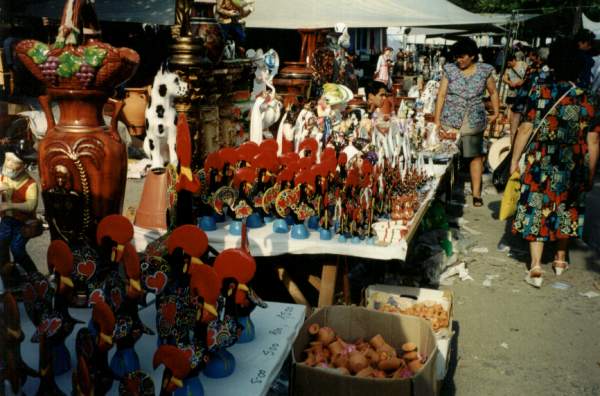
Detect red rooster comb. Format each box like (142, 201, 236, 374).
(278, 152, 299, 166)
(298, 138, 318, 157)
(237, 141, 260, 164)
(153, 345, 192, 381)
(338, 152, 348, 166)
(252, 151, 278, 172)
(322, 147, 336, 162)
(92, 301, 115, 350)
(213, 249, 256, 285)
(219, 147, 239, 166)
(189, 265, 220, 306)
(204, 152, 224, 175)
(167, 225, 209, 260)
(232, 167, 257, 189)
(175, 113, 201, 193)
(276, 166, 296, 184)
(297, 156, 315, 170)
(97, 215, 133, 262)
(259, 139, 278, 153)
(47, 239, 74, 276)
(294, 170, 316, 189)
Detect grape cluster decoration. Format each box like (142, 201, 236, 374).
(26, 42, 107, 88)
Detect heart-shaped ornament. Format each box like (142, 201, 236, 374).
(146, 271, 167, 294)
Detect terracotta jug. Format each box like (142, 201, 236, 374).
(122, 87, 150, 136)
(15, 0, 139, 243)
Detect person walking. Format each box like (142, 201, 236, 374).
(510, 39, 600, 288)
(503, 53, 528, 142)
(434, 38, 500, 207)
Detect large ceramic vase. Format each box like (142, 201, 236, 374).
(190, 2, 224, 66)
(15, 0, 139, 244)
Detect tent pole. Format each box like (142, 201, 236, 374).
(497, 11, 518, 92)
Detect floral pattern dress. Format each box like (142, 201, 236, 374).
(440, 62, 494, 132)
(513, 80, 599, 241)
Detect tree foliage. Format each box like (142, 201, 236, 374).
(449, 0, 600, 19)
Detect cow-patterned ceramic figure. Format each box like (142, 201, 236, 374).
(143, 66, 188, 172)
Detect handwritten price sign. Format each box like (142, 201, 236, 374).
(250, 368, 267, 384)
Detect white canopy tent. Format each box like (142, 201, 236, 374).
(246, 0, 513, 29)
(583, 14, 600, 37)
(20, 0, 516, 29)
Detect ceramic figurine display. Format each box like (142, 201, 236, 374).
(0, 292, 38, 394)
(16, 0, 139, 245)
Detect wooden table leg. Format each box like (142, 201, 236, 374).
(317, 260, 338, 308)
(276, 266, 311, 309)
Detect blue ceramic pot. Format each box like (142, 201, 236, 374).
(204, 349, 236, 378)
(237, 315, 255, 343)
(246, 213, 264, 229)
(319, 228, 332, 240)
(338, 234, 348, 243)
(263, 215, 274, 223)
(173, 376, 204, 396)
(291, 224, 309, 240)
(351, 236, 362, 244)
(367, 237, 376, 245)
(307, 216, 320, 230)
(272, 219, 289, 233)
(284, 215, 295, 226)
(110, 346, 140, 379)
(229, 220, 243, 235)
(198, 216, 217, 231)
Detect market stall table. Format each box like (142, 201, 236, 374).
(133, 163, 453, 309)
(16, 301, 305, 396)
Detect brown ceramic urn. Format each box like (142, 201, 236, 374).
(16, 0, 139, 243)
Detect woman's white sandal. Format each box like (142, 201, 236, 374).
(552, 260, 569, 276)
(525, 266, 544, 288)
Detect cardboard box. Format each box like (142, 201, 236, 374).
(291, 306, 439, 396)
(365, 285, 454, 384)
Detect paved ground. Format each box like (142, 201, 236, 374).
(22, 170, 600, 396)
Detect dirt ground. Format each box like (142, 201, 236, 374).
(23, 171, 600, 396)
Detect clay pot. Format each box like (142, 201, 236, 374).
(308, 323, 320, 336)
(366, 349, 380, 364)
(369, 334, 386, 350)
(121, 87, 149, 136)
(317, 327, 335, 346)
(403, 351, 419, 361)
(328, 340, 344, 356)
(408, 359, 423, 373)
(348, 351, 368, 374)
(401, 342, 417, 353)
(378, 357, 402, 372)
(371, 370, 387, 379)
(337, 367, 350, 376)
(355, 367, 374, 378)
(377, 343, 397, 358)
(332, 354, 348, 369)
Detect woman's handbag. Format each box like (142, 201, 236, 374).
(499, 171, 521, 220)
(498, 82, 575, 221)
(492, 153, 512, 191)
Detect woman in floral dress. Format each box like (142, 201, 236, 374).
(511, 39, 600, 288)
(435, 38, 500, 207)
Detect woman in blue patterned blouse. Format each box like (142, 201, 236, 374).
(434, 38, 500, 207)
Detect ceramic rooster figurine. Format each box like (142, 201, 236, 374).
(37, 334, 66, 396)
(95, 215, 151, 379)
(78, 300, 116, 396)
(213, 240, 266, 344)
(110, 243, 153, 379)
(155, 225, 208, 346)
(37, 240, 80, 376)
(0, 292, 38, 394)
(154, 344, 201, 396)
(199, 152, 225, 231)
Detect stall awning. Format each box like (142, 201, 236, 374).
(19, 0, 516, 29)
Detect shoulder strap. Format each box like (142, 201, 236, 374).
(525, 82, 576, 150)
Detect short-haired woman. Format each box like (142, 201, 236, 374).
(434, 38, 500, 207)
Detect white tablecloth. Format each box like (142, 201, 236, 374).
(16, 301, 306, 396)
(132, 164, 451, 262)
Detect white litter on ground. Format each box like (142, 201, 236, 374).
(500, 342, 509, 349)
(482, 274, 499, 287)
(551, 282, 572, 290)
(439, 262, 473, 284)
(472, 247, 489, 254)
(579, 291, 600, 299)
